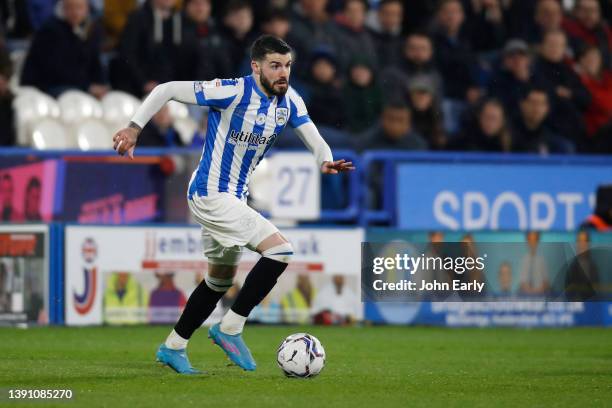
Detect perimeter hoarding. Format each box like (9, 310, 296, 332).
(0, 225, 50, 326)
(64, 225, 364, 326)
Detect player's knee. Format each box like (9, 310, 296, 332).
(261, 242, 294, 264)
(204, 273, 234, 293)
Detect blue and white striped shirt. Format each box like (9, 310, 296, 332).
(187, 75, 311, 200)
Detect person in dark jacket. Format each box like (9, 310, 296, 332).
(406, 74, 446, 150)
(380, 32, 443, 102)
(431, 0, 480, 103)
(563, 0, 612, 69)
(368, 0, 403, 68)
(219, 0, 257, 76)
(112, 0, 183, 97)
(286, 0, 340, 80)
(331, 0, 378, 73)
(178, 0, 231, 80)
(21, 0, 108, 98)
(359, 101, 428, 151)
(454, 98, 513, 152)
(488, 39, 536, 117)
(0, 37, 15, 146)
(138, 104, 184, 147)
(511, 86, 573, 153)
(342, 58, 382, 133)
(532, 29, 592, 144)
(303, 49, 346, 129)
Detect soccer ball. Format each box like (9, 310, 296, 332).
(276, 333, 326, 378)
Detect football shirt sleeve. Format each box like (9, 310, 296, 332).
(288, 92, 312, 128)
(193, 78, 240, 110)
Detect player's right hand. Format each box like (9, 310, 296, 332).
(113, 127, 139, 159)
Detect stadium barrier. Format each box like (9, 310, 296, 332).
(360, 151, 612, 228)
(2, 223, 612, 327)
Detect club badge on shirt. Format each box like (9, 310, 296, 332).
(275, 108, 288, 126)
(256, 112, 267, 125)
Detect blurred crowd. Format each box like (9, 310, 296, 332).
(1, 0, 611, 153)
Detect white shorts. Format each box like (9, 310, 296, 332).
(188, 193, 279, 265)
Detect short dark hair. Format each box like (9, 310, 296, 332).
(521, 85, 548, 100)
(250, 34, 292, 61)
(224, 0, 251, 16)
(262, 8, 289, 24)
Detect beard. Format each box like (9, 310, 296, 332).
(260, 72, 289, 96)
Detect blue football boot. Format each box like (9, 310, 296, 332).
(208, 323, 256, 371)
(155, 344, 202, 375)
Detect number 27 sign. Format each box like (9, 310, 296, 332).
(270, 153, 321, 220)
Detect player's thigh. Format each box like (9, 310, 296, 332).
(255, 232, 290, 253)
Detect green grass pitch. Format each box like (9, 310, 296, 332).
(1, 325, 611, 407)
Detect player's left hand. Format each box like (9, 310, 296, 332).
(113, 126, 139, 159)
(321, 159, 355, 174)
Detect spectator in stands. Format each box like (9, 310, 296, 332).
(381, 32, 443, 101)
(455, 98, 513, 152)
(21, 0, 108, 98)
(112, 0, 183, 97)
(533, 29, 591, 145)
(563, 0, 611, 69)
(431, 0, 481, 133)
(102, 0, 139, 49)
(512, 87, 572, 153)
(359, 101, 428, 151)
(406, 74, 446, 150)
(287, 0, 339, 79)
(367, 0, 403, 68)
(304, 48, 345, 129)
(488, 39, 535, 117)
(260, 8, 291, 40)
(342, 58, 382, 133)
(219, 0, 256, 75)
(576, 45, 612, 150)
(0, 37, 15, 147)
(332, 0, 378, 73)
(0, 0, 33, 38)
(523, 0, 564, 45)
(459, 0, 507, 53)
(138, 103, 184, 147)
(179, 0, 231, 80)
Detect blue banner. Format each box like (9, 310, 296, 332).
(365, 229, 612, 326)
(396, 163, 611, 231)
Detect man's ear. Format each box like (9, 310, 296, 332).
(251, 60, 260, 75)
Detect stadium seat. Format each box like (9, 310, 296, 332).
(30, 119, 74, 150)
(102, 91, 141, 132)
(13, 90, 61, 146)
(167, 100, 190, 121)
(173, 117, 198, 145)
(76, 120, 112, 151)
(58, 90, 104, 126)
(248, 158, 272, 211)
